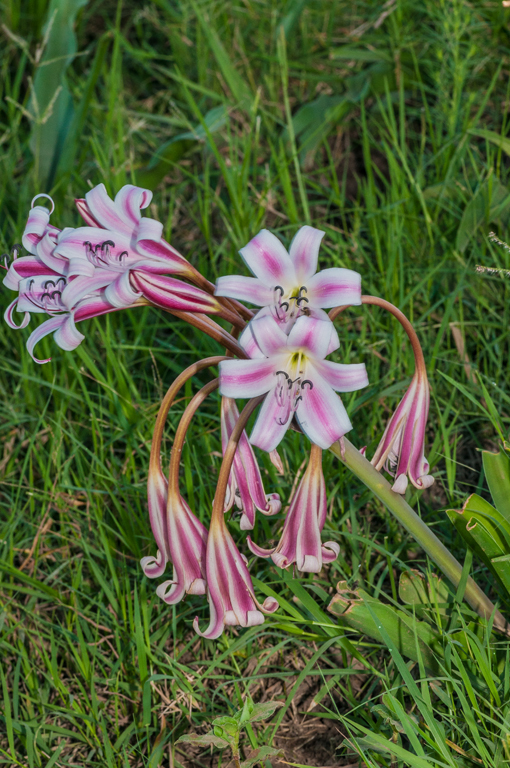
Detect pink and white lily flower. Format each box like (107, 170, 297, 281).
(215, 226, 361, 330)
(371, 369, 434, 494)
(248, 444, 339, 572)
(193, 514, 278, 639)
(221, 397, 281, 530)
(219, 312, 368, 452)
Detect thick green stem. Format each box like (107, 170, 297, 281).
(330, 438, 509, 635)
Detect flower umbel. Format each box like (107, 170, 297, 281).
(248, 443, 339, 572)
(215, 226, 361, 330)
(220, 312, 368, 451)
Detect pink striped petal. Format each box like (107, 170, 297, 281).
(114, 185, 152, 227)
(289, 225, 325, 283)
(295, 368, 352, 448)
(219, 358, 279, 398)
(61, 271, 117, 309)
(249, 389, 292, 452)
(36, 232, 67, 274)
(4, 298, 30, 329)
(140, 466, 170, 578)
(131, 271, 219, 313)
(3, 256, 58, 289)
(306, 268, 362, 308)
(104, 270, 141, 308)
(26, 315, 66, 363)
(156, 495, 208, 605)
(238, 321, 266, 359)
(239, 229, 296, 285)
(215, 275, 273, 306)
(53, 314, 85, 351)
(84, 183, 152, 234)
(75, 198, 100, 227)
(287, 314, 334, 359)
(55, 226, 133, 262)
(247, 313, 288, 357)
(134, 218, 190, 274)
(22, 206, 52, 252)
(311, 359, 368, 392)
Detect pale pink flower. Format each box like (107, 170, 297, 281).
(248, 444, 339, 572)
(193, 515, 278, 640)
(371, 369, 433, 493)
(219, 312, 368, 452)
(221, 397, 281, 530)
(215, 226, 361, 329)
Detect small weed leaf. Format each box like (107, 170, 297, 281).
(240, 746, 286, 767)
(246, 701, 285, 723)
(176, 733, 228, 749)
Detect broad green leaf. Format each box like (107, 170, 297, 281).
(482, 449, 510, 526)
(460, 493, 510, 545)
(328, 583, 443, 672)
(29, 0, 89, 188)
(212, 715, 239, 744)
(490, 554, 510, 595)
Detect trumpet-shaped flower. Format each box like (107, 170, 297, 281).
(215, 226, 361, 330)
(193, 515, 278, 639)
(248, 444, 339, 572)
(140, 469, 208, 604)
(221, 397, 281, 530)
(371, 370, 434, 493)
(219, 312, 368, 451)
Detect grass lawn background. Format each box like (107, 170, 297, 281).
(1, 0, 510, 765)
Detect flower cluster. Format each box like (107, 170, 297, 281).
(2, 184, 434, 638)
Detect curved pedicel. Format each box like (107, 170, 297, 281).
(329, 295, 433, 493)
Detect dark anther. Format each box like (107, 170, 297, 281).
(275, 370, 290, 379)
(118, 250, 128, 261)
(101, 240, 115, 250)
(280, 301, 289, 313)
(43, 280, 56, 289)
(294, 395, 303, 405)
(274, 285, 284, 298)
(301, 380, 314, 390)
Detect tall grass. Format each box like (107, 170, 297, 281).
(1, 0, 510, 765)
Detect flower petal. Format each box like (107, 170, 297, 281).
(311, 359, 368, 392)
(239, 229, 296, 285)
(3, 256, 58, 290)
(295, 368, 352, 448)
(140, 467, 170, 578)
(114, 185, 152, 227)
(215, 275, 273, 306)
(4, 298, 30, 329)
(219, 358, 279, 398)
(53, 314, 85, 351)
(134, 218, 190, 274)
(289, 225, 325, 282)
(22, 206, 52, 253)
(26, 315, 66, 363)
(61, 271, 117, 309)
(105, 270, 142, 308)
(247, 312, 288, 357)
(131, 271, 219, 313)
(306, 267, 362, 308)
(287, 314, 334, 359)
(249, 389, 292, 452)
(75, 198, 100, 227)
(84, 183, 152, 234)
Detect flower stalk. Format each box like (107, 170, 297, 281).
(329, 437, 509, 634)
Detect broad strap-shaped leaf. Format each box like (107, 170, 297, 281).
(398, 569, 450, 617)
(482, 449, 510, 527)
(176, 732, 228, 748)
